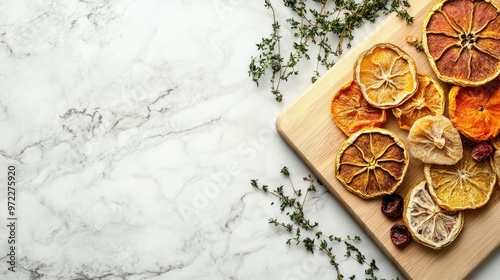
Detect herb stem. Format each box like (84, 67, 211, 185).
(249, 0, 414, 101)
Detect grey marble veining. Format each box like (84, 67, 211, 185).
(0, 0, 498, 279)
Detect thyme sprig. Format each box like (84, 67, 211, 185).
(251, 166, 393, 280)
(249, 0, 413, 102)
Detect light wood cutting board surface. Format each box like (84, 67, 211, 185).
(276, 1, 500, 279)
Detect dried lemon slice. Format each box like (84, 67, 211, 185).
(424, 143, 497, 210)
(449, 80, 500, 143)
(403, 180, 464, 250)
(392, 74, 445, 131)
(493, 150, 500, 181)
(490, 134, 500, 150)
(331, 80, 387, 136)
(422, 0, 500, 86)
(408, 115, 463, 165)
(335, 128, 409, 199)
(354, 43, 418, 109)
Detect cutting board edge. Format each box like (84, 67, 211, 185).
(275, 115, 412, 279)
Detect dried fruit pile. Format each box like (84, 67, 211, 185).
(331, 0, 500, 250)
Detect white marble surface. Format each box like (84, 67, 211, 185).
(0, 0, 498, 279)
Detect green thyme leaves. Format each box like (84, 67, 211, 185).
(252, 166, 393, 279)
(249, 0, 413, 102)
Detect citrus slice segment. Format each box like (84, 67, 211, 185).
(403, 180, 464, 250)
(493, 150, 500, 182)
(354, 43, 418, 109)
(490, 134, 500, 150)
(424, 143, 497, 210)
(408, 114, 463, 165)
(422, 0, 500, 86)
(335, 128, 409, 199)
(448, 79, 500, 143)
(392, 74, 445, 130)
(331, 80, 387, 136)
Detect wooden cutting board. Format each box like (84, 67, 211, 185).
(276, 1, 500, 279)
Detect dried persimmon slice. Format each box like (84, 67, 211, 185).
(408, 115, 463, 165)
(331, 80, 386, 136)
(448, 79, 500, 142)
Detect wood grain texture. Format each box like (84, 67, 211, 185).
(276, 1, 500, 279)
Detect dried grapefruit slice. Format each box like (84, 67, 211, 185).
(354, 43, 418, 109)
(335, 128, 409, 199)
(424, 143, 497, 210)
(330, 80, 387, 136)
(408, 114, 463, 165)
(392, 74, 445, 131)
(422, 0, 500, 86)
(403, 180, 464, 250)
(448, 79, 500, 143)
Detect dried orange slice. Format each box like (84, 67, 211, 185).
(335, 128, 409, 199)
(330, 80, 387, 136)
(422, 0, 500, 86)
(408, 114, 463, 165)
(424, 143, 497, 210)
(392, 74, 445, 130)
(354, 43, 418, 109)
(448, 79, 500, 143)
(403, 180, 464, 250)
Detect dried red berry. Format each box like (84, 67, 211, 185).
(381, 193, 403, 219)
(472, 142, 493, 162)
(390, 224, 411, 248)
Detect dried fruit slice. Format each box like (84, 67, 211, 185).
(331, 80, 386, 136)
(392, 74, 445, 131)
(422, 0, 500, 86)
(490, 134, 500, 150)
(354, 43, 418, 109)
(403, 180, 464, 250)
(493, 150, 500, 181)
(408, 115, 463, 165)
(335, 128, 409, 199)
(448, 80, 500, 143)
(424, 143, 497, 210)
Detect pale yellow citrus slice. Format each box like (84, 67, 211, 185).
(493, 150, 500, 184)
(408, 115, 463, 165)
(403, 180, 464, 250)
(424, 143, 497, 210)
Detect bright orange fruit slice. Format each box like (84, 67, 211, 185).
(403, 180, 464, 250)
(448, 79, 500, 143)
(392, 74, 445, 131)
(424, 143, 497, 210)
(331, 80, 387, 136)
(422, 0, 500, 86)
(335, 128, 409, 199)
(354, 43, 418, 109)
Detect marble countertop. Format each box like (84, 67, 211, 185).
(0, 0, 498, 279)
